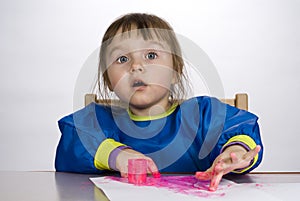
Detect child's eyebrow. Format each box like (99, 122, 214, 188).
(107, 45, 124, 57)
(107, 40, 168, 56)
(146, 41, 166, 48)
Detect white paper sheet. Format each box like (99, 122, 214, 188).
(90, 175, 300, 201)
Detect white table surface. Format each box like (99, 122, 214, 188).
(0, 171, 299, 201)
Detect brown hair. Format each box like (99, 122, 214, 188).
(97, 13, 188, 103)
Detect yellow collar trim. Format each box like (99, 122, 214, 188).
(128, 103, 178, 121)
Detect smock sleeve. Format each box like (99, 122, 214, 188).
(55, 103, 127, 173)
(198, 96, 263, 174)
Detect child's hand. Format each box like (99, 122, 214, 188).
(116, 148, 160, 178)
(195, 145, 261, 191)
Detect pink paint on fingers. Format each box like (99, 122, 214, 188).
(195, 171, 211, 180)
(147, 159, 159, 173)
(152, 172, 161, 178)
(209, 171, 223, 192)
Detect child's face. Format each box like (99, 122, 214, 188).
(105, 29, 176, 112)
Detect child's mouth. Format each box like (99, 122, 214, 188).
(132, 80, 147, 88)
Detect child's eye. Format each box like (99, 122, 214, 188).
(146, 52, 158, 60)
(116, 56, 129, 63)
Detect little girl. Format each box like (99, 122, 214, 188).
(55, 13, 263, 191)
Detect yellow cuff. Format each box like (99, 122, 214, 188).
(223, 135, 258, 174)
(94, 139, 127, 170)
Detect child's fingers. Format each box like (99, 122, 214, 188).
(196, 161, 224, 191)
(209, 169, 223, 192)
(209, 161, 224, 190)
(120, 171, 128, 178)
(146, 158, 160, 177)
(195, 171, 212, 180)
(244, 145, 261, 162)
(230, 152, 238, 164)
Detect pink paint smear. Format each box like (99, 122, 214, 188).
(105, 175, 226, 198)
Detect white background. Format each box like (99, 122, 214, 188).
(0, 0, 299, 172)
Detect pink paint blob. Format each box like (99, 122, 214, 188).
(152, 172, 161, 178)
(105, 175, 226, 198)
(128, 173, 147, 185)
(128, 159, 147, 185)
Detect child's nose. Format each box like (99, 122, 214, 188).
(130, 57, 144, 73)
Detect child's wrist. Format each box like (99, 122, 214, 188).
(108, 146, 131, 171)
(223, 144, 248, 154)
(222, 144, 254, 173)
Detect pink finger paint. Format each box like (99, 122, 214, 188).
(128, 159, 147, 185)
(195, 171, 210, 180)
(106, 175, 226, 198)
(152, 171, 161, 178)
